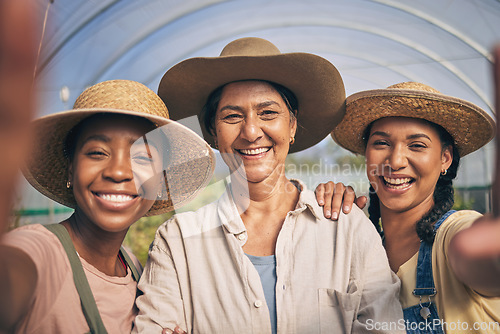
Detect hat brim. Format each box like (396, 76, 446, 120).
(23, 108, 215, 216)
(158, 53, 345, 153)
(332, 88, 496, 157)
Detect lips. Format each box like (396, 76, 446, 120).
(236, 147, 271, 156)
(381, 176, 415, 189)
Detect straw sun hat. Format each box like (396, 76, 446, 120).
(158, 37, 346, 153)
(23, 80, 215, 216)
(332, 82, 496, 157)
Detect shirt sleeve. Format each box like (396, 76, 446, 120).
(435, 210, 481, 260)
(347, 209, 406, 333)
(133, 218, 187, 334)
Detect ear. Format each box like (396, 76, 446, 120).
(290, 115, 297, 139)
(441, 145, 453, 170)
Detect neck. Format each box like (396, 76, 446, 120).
(380, 196, 434, 272)
(61, 211, 128, 277)
(230, 167, 299, 256)
(230, 167, 298, 214)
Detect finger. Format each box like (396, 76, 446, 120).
(341, 186, 356, 214)
(0, 0, 38, 231)
(174, 326, 187, 334)
(493, 44, 500, 217)
(321, 181, 336, 218)
(355, 195, 368, 210)
(314, 183, 326, 206)
(329, 182, 346, 220)
(162, 329, 174, 334)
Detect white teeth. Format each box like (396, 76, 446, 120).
(239, 148, 269, 155)
(98, 194, 134, 202)
(383, 177, 413, 189)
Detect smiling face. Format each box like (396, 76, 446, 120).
(365, 117, 453, 214)
(213, 80, 297, 185)
(68, 114, 161, 232)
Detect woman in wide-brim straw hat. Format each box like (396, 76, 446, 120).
(319, 81, 500, 332)
(134, 37, 405, 334)
(0, 80, 215, 334)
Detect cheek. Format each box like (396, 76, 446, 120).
(365, 150, 382, 179)
(215, 124, 236, 148)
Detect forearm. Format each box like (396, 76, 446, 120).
(0, 245, 37, 330)
(448, 223, 500, 297)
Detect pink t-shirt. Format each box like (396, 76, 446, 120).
(2, 224, 141, 334)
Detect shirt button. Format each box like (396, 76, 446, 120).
(254, 300, 263, 308)
(237, 233, 246, 241)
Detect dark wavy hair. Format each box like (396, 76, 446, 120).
(367, 120, 460, 243)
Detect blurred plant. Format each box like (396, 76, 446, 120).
(123, 213, 174, 267)
(335, 154, 366, 170)
(124, 179, 226, 266)
(453, 192, 475, 211)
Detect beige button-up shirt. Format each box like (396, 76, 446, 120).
(134, 182, 404, 333)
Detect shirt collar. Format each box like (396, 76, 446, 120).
(216, 185, 247, 235)
(291, 179, 323, 221)
(217, 179, 322, 235)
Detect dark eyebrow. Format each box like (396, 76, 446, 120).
(369, 131, 432, 141)
(407, 133, 432, 141)
(218, 105, 243, 113)
(218, 100, 281, 113)
(369, 131, 389, 138)
(80, 134, 110, 145)
(82, 134, 159, 151)
(256, 100, 280, 109)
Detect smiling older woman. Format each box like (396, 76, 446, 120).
(133, 37, 405, 334)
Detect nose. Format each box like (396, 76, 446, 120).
(386, 144, 408, 171)
(102, 152, 134, 182)
(240, 116, 263, 143)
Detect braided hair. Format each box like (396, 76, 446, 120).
(367, 121, 460, 243)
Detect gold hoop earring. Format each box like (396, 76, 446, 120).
(66, 181, 71, 189)
(290, 137, 295, 145)
(157, 190, 163, 199)
(441, 169, 447, 176)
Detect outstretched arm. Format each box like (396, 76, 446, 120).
(448, 45, 500, 297)
(0, 0, 39, 330)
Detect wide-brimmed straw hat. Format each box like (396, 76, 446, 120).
(157, 37, 345, 153)
(23, 80, 215, 216)
(332, 82, 495, 157)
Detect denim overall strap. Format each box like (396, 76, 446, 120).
(413, 210, 456, 297)
(402, 210, 455, 333)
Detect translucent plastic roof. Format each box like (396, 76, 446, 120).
(23, 0, 500, 213)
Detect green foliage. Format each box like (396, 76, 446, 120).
(123, 213, 174, 267)
(335, 154, 366, 169)
(123, 180, 227, 267)
(452, 192, 475, 211)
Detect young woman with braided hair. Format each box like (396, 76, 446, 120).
(366, 123, 460, 245)
(316, 73, 500, 332)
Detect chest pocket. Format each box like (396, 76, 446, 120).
(318, 280, 361, 334)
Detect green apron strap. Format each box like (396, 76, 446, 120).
(44, 224, 108, 334)
(119, 247, 141, 282)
